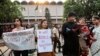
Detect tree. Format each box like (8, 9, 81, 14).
(64, 0, 100, 20)
(0, 0, 23, 23)
(45, 7, 52, 28)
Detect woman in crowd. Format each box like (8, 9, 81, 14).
(78, 17, 92, 56)
(12, 17, 28, 56)
(91, 16, 100, 56)
(37, 19, 55, 56)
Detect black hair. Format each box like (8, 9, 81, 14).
(14, 17, 23, 27)
(39, 19, 48, 29)
(92, 16, 100, 20)
(53, 24, 58, 28)
(68, 12, 77, 17)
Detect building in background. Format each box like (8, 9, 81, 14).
(19, 1, 64, 25)
(0, 1, 64, 36)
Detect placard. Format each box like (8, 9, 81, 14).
(3, 28, 35, 50)
(37, 29, 53, 53)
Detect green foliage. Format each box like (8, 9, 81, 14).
(45, 7, 52, 28)
(0, 0, 23, 23)
(64, 0, 100, 19)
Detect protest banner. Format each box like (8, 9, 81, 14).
(37, 29, 53, 53)
(3, 28, 35, 50)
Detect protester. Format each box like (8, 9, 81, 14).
(26, 24, 32, 29)
(52, 24, 61, 53)
(12, 17, 28, 56)
(37, 19, 55, 56)
(58, 25, 64, 48)
(91, 16, 100, 56)
(62, 12, 80, 56)
(78, 17, 91, 56)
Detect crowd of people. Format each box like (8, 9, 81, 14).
(62, 13, 100, 56)
(2, 12, 100, 56)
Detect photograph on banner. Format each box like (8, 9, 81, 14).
(3, 28, 35, 50)
(37, 29, 53, 53)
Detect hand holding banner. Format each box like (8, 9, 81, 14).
(3, 28, 35, 50)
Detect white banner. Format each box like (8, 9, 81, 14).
(37, 29, 53, 53)
(3, 28, 35, 50)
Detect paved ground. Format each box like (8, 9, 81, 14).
(0, 39, 63, 56)
(0, 39, 92, 56)
(0, 46, 63, 56)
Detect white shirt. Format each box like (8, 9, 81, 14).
(93, 26, 100, 39)
(52, 27, 59, 38)
(91, 25, 100, 56)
